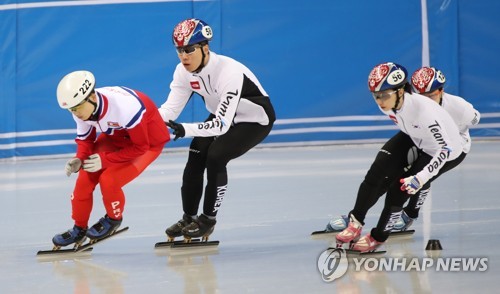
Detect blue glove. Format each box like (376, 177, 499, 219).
(400, 175, 423, 195)
(166, 120, 185, 141)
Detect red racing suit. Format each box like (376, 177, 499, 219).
(70, 87, 169, 227)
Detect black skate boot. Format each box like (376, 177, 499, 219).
(181, 214, 216, 242)
(52, 225, 87, 250)
(165, 214, 196, 242)
(86, 215, 122, 243)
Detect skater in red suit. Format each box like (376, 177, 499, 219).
(52, 70, 170, 248)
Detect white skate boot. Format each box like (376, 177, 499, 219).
(325, 215, 349, 232)
(392, 210, 415, 231)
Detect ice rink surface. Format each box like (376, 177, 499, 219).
(1, 140, 499, 293)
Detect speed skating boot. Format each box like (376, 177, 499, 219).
(336, 214, 362, 248)
(351, 233, 383, 253)
(326, 215, 349, 232)
(86, 215, 122, 242)
(181, 214, 216, 242)
(52, 225, 87, 249)
(165, 214, 196, 242)
(392, 210, 415, 231)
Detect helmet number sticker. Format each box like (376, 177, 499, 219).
(79, 79, 92, 97)
(388, 69, 405, 85)
(436, 71, 446, 83)
(202, 26, 213, 39)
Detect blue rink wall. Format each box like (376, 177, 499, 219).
(1, 0, 499, 159)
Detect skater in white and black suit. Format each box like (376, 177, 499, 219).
(335, 62, 467, 252)
(325, 66, 480, 233)
(158, 18, 276, 242)
(392, 66, 480, 229)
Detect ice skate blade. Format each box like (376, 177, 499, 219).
(388, 229, 415, 237)
(77, 226, 129, 252)
(36, 247, 93, 257)
(343, 249, 386, 256)
(37, 226, 129, 256)
(170, 240, 219, 249)
(154, 238, 201, 248)
(310, 230, 341, 238)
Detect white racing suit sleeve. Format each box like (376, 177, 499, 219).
(460, 105, 480, 130)
(158, 68, 193, 122)
(415, 121, 456, 185)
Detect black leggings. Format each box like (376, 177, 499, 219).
(180, 116, 273, 217)
(372, 148, 466, 242)
(349, 131, 466, 242)
(351, 132, 418, 222)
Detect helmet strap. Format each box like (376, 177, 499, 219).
(392, 88, 403, 113)
(85, 94, 99, 121)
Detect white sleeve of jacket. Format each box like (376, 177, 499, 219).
(415, 119, 458, 184)
(459, 101, 481, 129)
(182, 74, 243, 137)
(158, 68, 192, 122)
(446, 94, 481, 131)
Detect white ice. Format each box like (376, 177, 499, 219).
(1, 141, 499, 293)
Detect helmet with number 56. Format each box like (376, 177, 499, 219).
(368, 62, 408, 92)
(172, 18, 213, 47)
(57, 70, 95, 109)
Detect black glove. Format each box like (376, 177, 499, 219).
(166, 120, 185, 141)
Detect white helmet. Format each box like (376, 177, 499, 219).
(56, 70, 95, 109)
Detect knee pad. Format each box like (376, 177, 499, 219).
(405, 146, 419, 171)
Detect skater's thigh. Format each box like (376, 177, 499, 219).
(102, 149, 163, 188)
(380, 132, 415, 163)
(373, 132, 417, 171)
(208, 123, 272, 163)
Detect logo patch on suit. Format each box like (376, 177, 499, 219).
(107, 121, 120, 128)
(190, 81, 200, 89)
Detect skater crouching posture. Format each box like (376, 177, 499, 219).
(393, 66, 480, 230)
(326, 66, 480, 233)
(52, 70, 170, 248)
(335, 62, 467, 252)
(158, 18, 275, 242)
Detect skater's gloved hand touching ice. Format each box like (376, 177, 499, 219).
(400, 175, 424, 194)
(83, 154, 102, 172)
(65, 158, 82, 177)
(166, 120, 185, 141)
